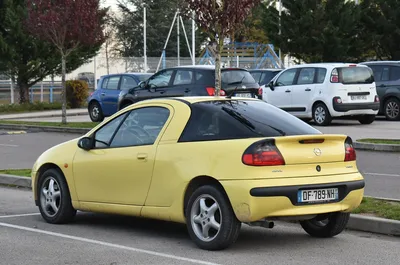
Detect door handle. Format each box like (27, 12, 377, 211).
(305, 88, 311, 91)
(285, 90, 291, 93)
(379, 84, 386, 87)
(184, 89, 191, 93)
(101, 92, 106, 96)
(137, 153, 148, 160)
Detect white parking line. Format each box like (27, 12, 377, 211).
(0, 222, 221, 265)
(0, 213, 40, 219)
(0, 143, 19, 147)
(363, 172, 400, 177)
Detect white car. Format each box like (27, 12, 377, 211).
(262, 63, 380, 126)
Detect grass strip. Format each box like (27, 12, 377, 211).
(352, 197, 400, 221)
(0, 169, 32, 177)
(0, 102, 63, 114)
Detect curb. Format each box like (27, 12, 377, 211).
(347, 214, 400, 236)
(354, 141, 400, 152)
(0, 124, 90, 134)
(0, 174, 399, 237)
(0, 174, 31, 188)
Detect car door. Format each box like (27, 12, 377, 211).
(168, 69, 195, 96)
(100, 75, 121, 115)
(266, 68, 298, 110)
(290, 67, 317, 115)
(72, 105, 172, 206)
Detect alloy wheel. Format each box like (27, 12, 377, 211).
(190, 195, 222, 242)
(40, 177, 62, 217)
(314, 106, 326, 124)
(386, 101, 400, 119)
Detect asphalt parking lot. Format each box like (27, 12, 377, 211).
(0, 186, 399, 265)
(1, 126, 399, 199)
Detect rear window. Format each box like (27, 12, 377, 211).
(179, 100, 321, 142)
(339, 67, 374, 84)
(220, 70, 256, 85)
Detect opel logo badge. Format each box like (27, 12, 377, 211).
(314, 148, 322, 156)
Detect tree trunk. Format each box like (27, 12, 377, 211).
(214, 38, 224, 96)
(61, 55, 67, 124)
(17, 79, 30, 104)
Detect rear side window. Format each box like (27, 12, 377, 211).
(101, 76, 120, 90)
(390, 66, 400, 81)
(316, 68, 327, 83)
(339, 67, 374, 84)
(179, 100, 321, 142)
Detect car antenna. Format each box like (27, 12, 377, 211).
(226, 76, 245, 99)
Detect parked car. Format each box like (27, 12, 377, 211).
(117, 65, 261, 111)
(31, 96, 364, 250)
(359, 61, 400, 121)
(263, 63, 380, 126)
(249, 68, 282, 87)
(87, 73, 153, 122)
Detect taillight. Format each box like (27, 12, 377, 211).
(374, 95, 380, 103)
(206, 87, 226, 96)
(258, 87, 263, 96)
(331, 68, 339, 83)
(344, 137, 356, 161)
(242, 139, 285, 166)
(333, 96, 342, 104)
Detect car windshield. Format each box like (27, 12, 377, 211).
(339, 67, 374, 84)
(220, 70, 256, 85)
(179, 100, 321, 142)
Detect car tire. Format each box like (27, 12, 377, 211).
(384, 98, 400, 121)
(185, 185, 241, 250)
(312, 103, 332, 126)
(37, 168, 77, 224)
(300, 212, 350, 238)
(358, 114, 376, 124)
(89, 101, 104, 122)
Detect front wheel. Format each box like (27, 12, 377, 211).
(185, 185, 241, 250)
(38, 168, 76, 224)
(300, 212, 350, 238)
(89, 101, 104, 122)
(358, 114, 376, 124)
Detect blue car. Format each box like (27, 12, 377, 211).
(87, 73, 153, 122)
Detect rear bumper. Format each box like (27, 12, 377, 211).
(221, 173, 365, 222)
(332, 101, 380, 112)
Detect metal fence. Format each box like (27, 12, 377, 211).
(0, 55, 297, 105)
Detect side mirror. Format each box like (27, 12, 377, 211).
(138, 81, 146, 89)
(78, 137, 93, 151)
(268, 81, 275, 91)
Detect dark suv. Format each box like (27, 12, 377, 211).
(117, 66, 260, 110)
(360, 61, 400, 121)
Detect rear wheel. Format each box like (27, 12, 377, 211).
(38, 168, 76, 224)
(185, 185, 241, 250)
(358, 114, 376, 124)
(300, 212, 350, 238)
(312, 103, 332, 126)
(384, 98, 400, 121)
(89, 101, 104, 122)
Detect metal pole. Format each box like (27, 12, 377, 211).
(278, 0, 282, 65)
(180, 16, 192, 60)
(40, 81, 44, 102)
(177, 9, 180, 66)
(94, 56, 97, 90)
(10, 76, 14, 104)
(156, 11, 179, 72)
(192, 12, 195, 65)
(144, 6, 147, 72)
(50, 75, 54, 103)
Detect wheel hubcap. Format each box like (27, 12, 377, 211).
(314, 107, 326, 124)
(40, 177, 61, 217)
(386, 101, 399, 118)
(91, 106, 99, 119)
(190, 195, 222, 242)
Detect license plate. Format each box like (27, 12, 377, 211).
(235, 93, 253, 98)
(297, 188, 339, 203)
(351, 95, 367, 100)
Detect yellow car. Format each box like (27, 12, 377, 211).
(31, 96, 365, 250)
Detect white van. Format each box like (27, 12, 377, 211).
(262, 63, 380, 125)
